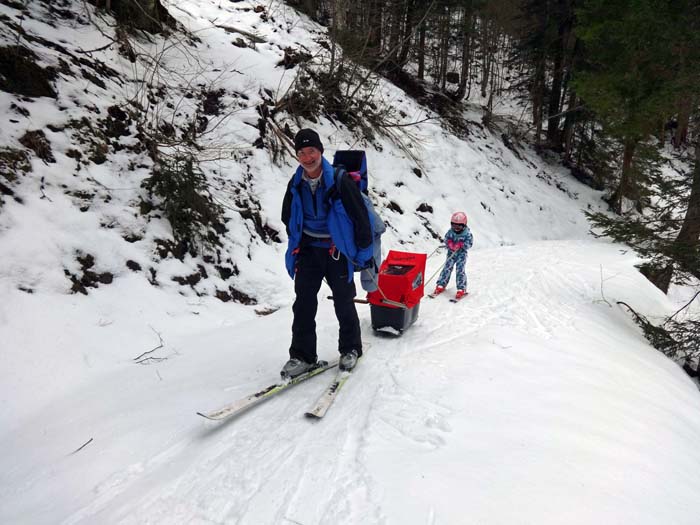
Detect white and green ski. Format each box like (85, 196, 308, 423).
(305, 344, 372, 419)
(197, 360, 338, 421)
(305, 365, 358, 419)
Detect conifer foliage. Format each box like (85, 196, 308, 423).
(144, 154, 224, 256)
(300, 0, 700, 371)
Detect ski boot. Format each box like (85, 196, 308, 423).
(281, 358, 316, 379)
(429, 285, 445, 298)
(339, 350, 359, 371)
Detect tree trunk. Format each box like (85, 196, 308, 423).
(480, 19, 491, 98)
(546, 38, 565, 148)
(329, 0, 338, 77)
(532, 58, 545, 142)
(385, 0, 403, 66)
(639, 264, 674, 293)
(641, 142, 700, 292)
(547, 0, 574, 149)
(611, 138, 637, 214)
(367, 0, 383, 63)
(439, 7, 450, 92)
(417, 20, 426, 79)
(106, 0, 173, 33)
(455, 3, 474, 100)
(531, 0, 552, 144)
(397, 0, 418, 67)
(562, 91, 577, 161)
(675, 95, 694, 148)
(673, 141, 700, 276)
(301, 0, 317, 18)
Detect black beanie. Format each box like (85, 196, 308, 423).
(294, 129, 324, 153)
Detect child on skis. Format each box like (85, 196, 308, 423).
(432, 212, 473, 300)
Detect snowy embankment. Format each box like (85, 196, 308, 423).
(2, 241, 700, 525)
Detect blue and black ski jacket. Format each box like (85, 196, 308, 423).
(282, 157, 373, 281)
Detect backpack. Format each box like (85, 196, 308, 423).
(331, 150, 385, 237)
(333, 150, 369, 193)
(331, 151, 385, 285)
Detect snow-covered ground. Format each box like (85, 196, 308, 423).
(1, 1, 700, 524)
(3, 240, 700, 525)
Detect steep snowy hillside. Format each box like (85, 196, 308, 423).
(2, 1, 700, 525)
(0, 0, 605, 305)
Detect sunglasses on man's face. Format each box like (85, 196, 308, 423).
(451, 223, 465, 231)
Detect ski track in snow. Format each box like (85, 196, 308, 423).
(4, 241, 700, 525)
(62, 362, 386, 524)
(15, 243, 679, 525)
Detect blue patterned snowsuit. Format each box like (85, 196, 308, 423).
(437, 226, 473, 291)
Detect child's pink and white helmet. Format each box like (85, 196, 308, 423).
(451, 211, 468, 225)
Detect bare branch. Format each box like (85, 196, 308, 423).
(70, 438, 94, 455)
(667, 289, 700, 322)
(133, 326, 164, 362)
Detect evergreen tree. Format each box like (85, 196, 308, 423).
(585, 0, 700, 291)
(567, 1, 700, 374)
(573, 0, 675, 213)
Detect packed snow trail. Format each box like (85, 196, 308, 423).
(3, 241, 700, 525)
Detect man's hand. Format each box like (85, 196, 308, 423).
(358, 258, 375, 271)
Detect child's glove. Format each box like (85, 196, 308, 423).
(447, 240, 464, 252)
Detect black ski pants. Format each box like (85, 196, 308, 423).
(290, 245, 362, 363)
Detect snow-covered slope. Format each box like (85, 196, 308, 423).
(1, 1, 700, 524)
(3, 241, 700, 525)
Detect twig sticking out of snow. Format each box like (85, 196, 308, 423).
(70, 438, 93, 455)
(133, 326, 165, 364)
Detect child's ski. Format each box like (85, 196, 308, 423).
(197, 360, 338, 421)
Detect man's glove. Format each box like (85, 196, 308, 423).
(357, 258, 375, 271)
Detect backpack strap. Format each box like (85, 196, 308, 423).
(325, 166, 346, 203)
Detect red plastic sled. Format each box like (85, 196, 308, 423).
(367, 250, 426, 333)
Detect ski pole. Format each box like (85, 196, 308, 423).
(326, 296, 370, 304)
(426, 244, 446, 260)
(325, 260, 407, 309)
(326, 294, 404, 308)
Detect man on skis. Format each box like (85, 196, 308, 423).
(281, 129, 373, 378)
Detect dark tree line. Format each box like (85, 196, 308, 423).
(290, 0, 698, 226)
(288, 0, 700, 370)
